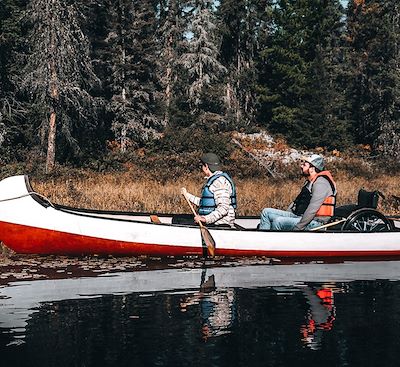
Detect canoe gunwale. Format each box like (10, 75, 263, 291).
(23, 175, 400, 234)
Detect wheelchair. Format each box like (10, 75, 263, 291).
(331, 189, 394, 232)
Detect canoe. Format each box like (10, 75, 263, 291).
(0, 175, 399, 258)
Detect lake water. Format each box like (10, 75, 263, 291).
(1, 260, 400, 367)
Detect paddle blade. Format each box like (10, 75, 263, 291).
(200, 226, 216, 257)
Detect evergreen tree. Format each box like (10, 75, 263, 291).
(258, 0, 347, 149)
(258, 0, 307, 144)
(0, 0, 27, 159)
(378, 0, 400, 159)
(17, 0, 99, 172)
(103, 0, 162, 152)
(299, 0, 350, 149)
(345, 0, 400, 157)
(218, 0, 271, 127)
(157, 0, 185, 125)
(179, 0, 227, 123)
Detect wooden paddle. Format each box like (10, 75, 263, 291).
(182, 193, 216, 257)
(310, 218, 347, 231)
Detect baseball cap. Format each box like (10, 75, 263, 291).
(201, 152, 221, 171)
(301, 154, 325, 171)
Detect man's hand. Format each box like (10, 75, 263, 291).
(194, 215, 206, 224)
(181, 187, 187, 196)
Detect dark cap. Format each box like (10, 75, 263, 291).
(201, 152, 221, 172)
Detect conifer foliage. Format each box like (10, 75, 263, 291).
(157, 0, 185, 125)
(103, 0, 163, 152)
(346, 0, 400, 157)
(179, 0, 227, 121)
(1, 0, 400, 169)
(218, 0, 267, 127)
(258, 0, 347, 149)
(17, 0, 99, 172)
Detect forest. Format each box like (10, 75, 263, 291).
(0, 0, 399, 173)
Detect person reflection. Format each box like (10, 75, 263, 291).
(300, 285, 336, 350)
(180, 271, 236, 341)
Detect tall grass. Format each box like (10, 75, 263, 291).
(31, 170, 400, 216)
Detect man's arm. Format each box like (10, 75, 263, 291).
(186, 193, 200, 206)
(181, 187, 200, 206)
(293, 178, 332, 230)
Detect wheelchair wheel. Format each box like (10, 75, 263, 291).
(341, 208, 394, 232)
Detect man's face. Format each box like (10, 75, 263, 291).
(300, 161, 312, 177)
(201, 162, 208, 175)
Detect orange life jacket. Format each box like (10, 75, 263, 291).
(311, 171, 337, 217)
(292, 171, 337, 217)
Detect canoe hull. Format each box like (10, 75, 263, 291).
(0, 175, 400, 258)
(1, 220, 400, 258)
(0, 221, 203, 256)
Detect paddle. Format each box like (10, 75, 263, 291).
(182, 193, 216, 257)
(310, 218, 346, 231)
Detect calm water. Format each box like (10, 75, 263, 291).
(1, 261, 400, 367)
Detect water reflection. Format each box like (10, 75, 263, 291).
(2, 261, 400, 367)
(180, 270, 237, 340)
(300, 285, 337, 350)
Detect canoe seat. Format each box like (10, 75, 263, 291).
(172, 214, 195, 225)
(150, 215, 162, 224)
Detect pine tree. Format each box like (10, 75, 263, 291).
(299, 0, 350, 149)
(218, 0, 271, 127)
(103, 0, 163, 152)
(157, 0, 185, 125)
(258, 0, 309, 145)
(17, 0, 99, 172)
(258, 0, 347, 149)
(179, 0, 226, 122)
(345, 0, 400, 157)
(378, 0, 400, 159)
(0, 0, 26, 156)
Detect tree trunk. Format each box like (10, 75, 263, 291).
(164, 34, 173, 125)
(226, 82, 232, 109)
(121, 84, 127, 152)
(46, 26, 59, 173)
(46, 108, 57, 173)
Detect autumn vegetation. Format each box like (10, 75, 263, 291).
(28, 149, 400, 217)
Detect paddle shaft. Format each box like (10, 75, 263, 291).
(312, 212, 400, 232)
(387, 215, 400, 220)
(182, 193, 215, 256)
(183, 193, 205, 229)
(310, 218, 346, 231)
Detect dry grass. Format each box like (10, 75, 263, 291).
(31, 170, 400, 216)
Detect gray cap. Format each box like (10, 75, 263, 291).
(301, 154, 325, 171)
(201, 152, 221, 171)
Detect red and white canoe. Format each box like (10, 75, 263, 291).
(0, 175, 400, 258)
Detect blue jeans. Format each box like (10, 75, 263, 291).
(259, 208, 323, 231)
